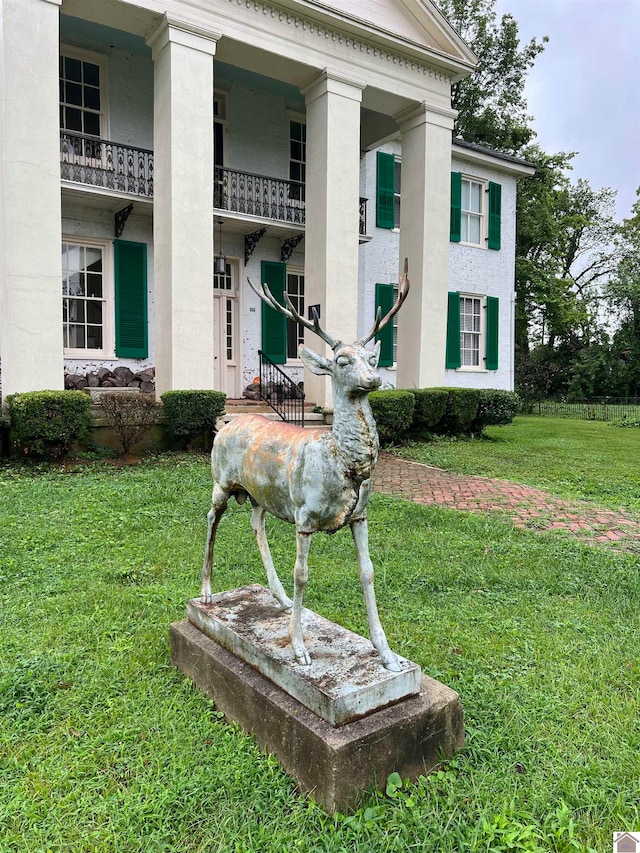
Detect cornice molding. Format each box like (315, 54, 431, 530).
(223, 0, 453, 85)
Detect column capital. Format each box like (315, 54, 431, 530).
(146, 15, 220, 59)
(38, 0, 63, 6)
(394, 101, 457, 133)
(302, 70, 365, 106)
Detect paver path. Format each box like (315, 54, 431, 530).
(374, 453, 640, 554)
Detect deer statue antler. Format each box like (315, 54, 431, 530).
(359, 257, 410, 346)
(248, 277, 342, 350)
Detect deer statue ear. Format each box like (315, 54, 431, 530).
(299, 345, 333, 375)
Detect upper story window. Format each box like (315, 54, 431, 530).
(461, 178, 484, 246)
(376, 151, 400, 230)
(59, 48, 107, 139)
(289, 120, 306, 202)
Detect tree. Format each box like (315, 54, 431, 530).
(438, 0, 547, 152)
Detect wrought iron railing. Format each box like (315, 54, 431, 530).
(215, 166, 305, 224)
(60, 131, 154, 198)
(359, 197, 368, 236)
(258, 350, 305, 426)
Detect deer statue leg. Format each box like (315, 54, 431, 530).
(201, 482, 229, 603)
(290, 530, 312, 666)
(350, 517, 402, 672)
(250, 503, 292, 610)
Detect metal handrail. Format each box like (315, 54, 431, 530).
(60, 131, 154, 197)
(258, 350, 305, 427)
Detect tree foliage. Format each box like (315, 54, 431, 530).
(438, 0, 547, 152)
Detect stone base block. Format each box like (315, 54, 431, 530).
(170, 620, 464, 812)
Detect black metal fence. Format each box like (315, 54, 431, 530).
(215, 167, 305, 225)
(60, 132, 154, 197)
(531, 398, 640, 422)
(258, 351, 305, 426)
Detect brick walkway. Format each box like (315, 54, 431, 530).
(373, 453, 640, 554)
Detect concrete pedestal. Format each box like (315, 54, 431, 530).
(170, 616, 464, 812)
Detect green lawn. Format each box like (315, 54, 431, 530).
(1, 455, 639, 851)
(394, 416, 640, 517)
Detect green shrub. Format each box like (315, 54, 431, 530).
(433, 387, 481, 435)
(411, 389, 449, 431)
(7, 390, 93, 459)
(161, 390, 226, 448)
(470, 389, 520, 433)
(369, 390, 415, 445)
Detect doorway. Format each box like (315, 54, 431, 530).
(213, 259, 239, 397)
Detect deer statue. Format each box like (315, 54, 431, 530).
(201, 260, 410, 671)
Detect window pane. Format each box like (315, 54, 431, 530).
(65, 81, 82, 106)
(65, 57, 82, 82)
(68, 325, 86, 348)
(84, 86, 100, 111)
(83, 62, 99, 87)
(471, 182, 482, 213)
(65, 107, 83, 132)
(85, 248, 102, 272)
(69, 299, 85, 322)
(83, 112, 100, 136)
(395, 160, 401, 193)
(291, 140, 303, 161)
(86, 326, 103, 349)
(68, 273, 85, 296)
(461, 180, 470, 210)
(66, 245, 81, 271)
(469, 214, 481, 245)
(86, 301, 102, 324)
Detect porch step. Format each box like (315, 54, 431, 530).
(221, 399, 327, 429)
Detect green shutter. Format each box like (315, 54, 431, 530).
(445, 291, 461, 369)
(485, 296, 499, 369)
(450, 172, 462, 242)
(376, 151, 395, 229)
(375, 283, 395, 367)
(260, 260, 287, 364)
(488, 181, 501, 250)
(114, 240, 148, 358)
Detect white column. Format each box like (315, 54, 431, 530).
(147, 19, 219, 395)
(0, 0, 64, 400)
(395, 103, 456, 390)
(302, 71, 364, 409)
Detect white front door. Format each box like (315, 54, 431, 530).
(213, 260, 239, 397)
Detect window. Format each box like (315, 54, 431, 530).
(394, 160, 401, 229)
(286, 272, 304, 360)
(289, 120, 306, 202)
(213, 262, 233, 291)
(460, 295, 482, 366)
(62, 238, 148, 359)
(461, 178, 483, 246)
(445, 292, 499, 370)
(62, 240, 107, 354)
(450, 173, 502, 250)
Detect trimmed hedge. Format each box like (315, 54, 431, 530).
(433, 387, 481, 434)
(161, 390, 226, 448)
(7, 390, 93, 459)
(470, 389, 520, 433)
(411, 389, 449, 430)
(369, 390, 415, 445)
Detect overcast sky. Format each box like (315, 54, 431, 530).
(494, 0, 640, 221)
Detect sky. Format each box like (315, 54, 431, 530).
(493, 0, 640, 221)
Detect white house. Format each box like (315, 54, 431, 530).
(0, 0, 533, 411)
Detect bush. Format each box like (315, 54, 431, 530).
(161, 390, 227, 448)
(411, 389, 449, 431)
(433, 388, 481, 435)
(7, 390, 93, 459)
(99, 392, 159, 455)
(470, 389, 520, 433)
(369, 390, 415, 445)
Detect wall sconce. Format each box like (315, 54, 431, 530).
(215, 219, 226, 275)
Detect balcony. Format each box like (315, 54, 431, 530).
(60, 131, 154, 198)
(59, 134, 368, 235)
